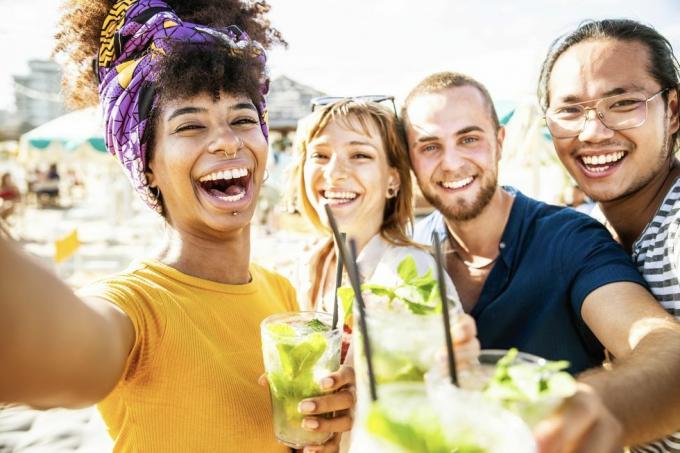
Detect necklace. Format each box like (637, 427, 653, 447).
(450, 249, 499, 270)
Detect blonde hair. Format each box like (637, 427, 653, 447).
(290, 99, 418, 248)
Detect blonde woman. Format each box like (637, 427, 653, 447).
(291, 98, 479, 364)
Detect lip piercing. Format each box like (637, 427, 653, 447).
(232, 211, 239, 216)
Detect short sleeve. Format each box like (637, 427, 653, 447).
(559, 215, 648, 312)
(78, 276, 167, 383)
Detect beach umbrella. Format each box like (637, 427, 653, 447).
(19, 107, 107, 162)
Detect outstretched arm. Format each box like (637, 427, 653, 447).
(0, 238, 134, 408)
(535, 281, 680, 452)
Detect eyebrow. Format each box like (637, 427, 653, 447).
(167, 107, 206, 122)
(167, 102, 258, 122)
(558, 84, 649, 104)
(412, 125, 484, 146)
(309, 139, 379, 150)
(348, 140, 378, 149)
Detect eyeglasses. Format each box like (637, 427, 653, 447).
(545, 88, 668, 138)
(310, 95, 397, 116)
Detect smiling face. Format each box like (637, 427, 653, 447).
(147, 91, 267, 236)
(405, 86, 504, 222)
(302, 116, 399, 241)
(548, 38, 679, 202)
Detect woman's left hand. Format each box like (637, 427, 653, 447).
(297, 364, 355, 453)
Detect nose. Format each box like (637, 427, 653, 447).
(439, 145, 466, 172)
(323, 154, 349, 182)
(578, 109, 615, 143)
(208, 125, 241, 156)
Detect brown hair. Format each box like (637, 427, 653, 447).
(292, 99, 418, 249)
(402, 72, 500, 131)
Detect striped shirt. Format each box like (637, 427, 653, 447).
(630, 178, 680, 453)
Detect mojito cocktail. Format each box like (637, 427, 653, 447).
(261, 311, 341, 448)
(353, 381, 535, 453)
(463, 349, 576, 426)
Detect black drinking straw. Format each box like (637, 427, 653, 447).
(347, 239, 378, 401)
(323, 204, 378, 401)
(433, 234, 458, 386)
(331, 232, 346, 331)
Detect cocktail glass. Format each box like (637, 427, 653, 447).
(352, 380, 535, 453)
(261, 311, 341, 448)
(458, 349, 575, 427)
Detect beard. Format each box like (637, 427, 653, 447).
(420, 170, 498, 222)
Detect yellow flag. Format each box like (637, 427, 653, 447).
(54, 229, 81, 263)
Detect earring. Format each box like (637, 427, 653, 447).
(387, 186, 398, 198)
(150, 186, 161, 199)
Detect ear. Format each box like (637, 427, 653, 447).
(386, 168, 401, 198)
(495, 126, 506, 161)
(667, 88, 679, 136)
(145, 169, 157, 188)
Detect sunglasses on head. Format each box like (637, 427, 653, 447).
(310, 95, 397, 116)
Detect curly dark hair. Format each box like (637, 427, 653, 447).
(54, 0, 286, 108)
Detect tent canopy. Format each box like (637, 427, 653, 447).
(20, 107, 106, 155)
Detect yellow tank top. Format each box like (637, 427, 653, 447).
(79, 259, 297, 452)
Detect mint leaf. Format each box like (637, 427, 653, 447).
(482, 349, 576, 424)
(397, 255, 418, 282)
(395, 285, 425, 304)
(408, 268, 434, 287)
(366, 402, 486, 453)
(362, 283, 396, 300)
(306, 319, 330, 332)
(267, 322, 297, 337)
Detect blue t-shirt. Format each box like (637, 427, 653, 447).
(414, 188, 647, 374)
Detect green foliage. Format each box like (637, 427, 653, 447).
(482, 348, 576, 424)
(337, 255, 446, 317)
(366, 403, 486, 453)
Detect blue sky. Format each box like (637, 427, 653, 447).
(1, 0, 679, 110)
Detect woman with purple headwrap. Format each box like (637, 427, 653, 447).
(0, 1, 353, 452)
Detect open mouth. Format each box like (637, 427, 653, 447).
(321, 190, 359, 207)
(197, 168, 251, 203)
(439, 176, 475, 190)
(578, 151, 626, 175)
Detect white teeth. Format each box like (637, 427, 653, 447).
(582, 152, 625, 166)
(216, 191, 246, 202)
(199, 168, 249, 182)
(441, 177, 474, 189)
(323, 190, 357, 200)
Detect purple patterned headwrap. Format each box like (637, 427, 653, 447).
(96, 0, 269, 213)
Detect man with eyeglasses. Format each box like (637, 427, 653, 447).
(540, 19, 680, 453)
(402, 69, 680, 452)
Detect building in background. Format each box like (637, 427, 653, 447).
(13, 60, 65, 134)
(267, 75, 325, 153)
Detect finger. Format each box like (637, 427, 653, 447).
(299, 388, 355, 415)
(534, 389, 597, 453)
(318, 364, 355, 392)
(454, 337, 481, 368)
(453, 313, 477, 344)
(303, 433, 340, 453)
(573, 411, 623, 453)
(302, 412, 353, 433)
